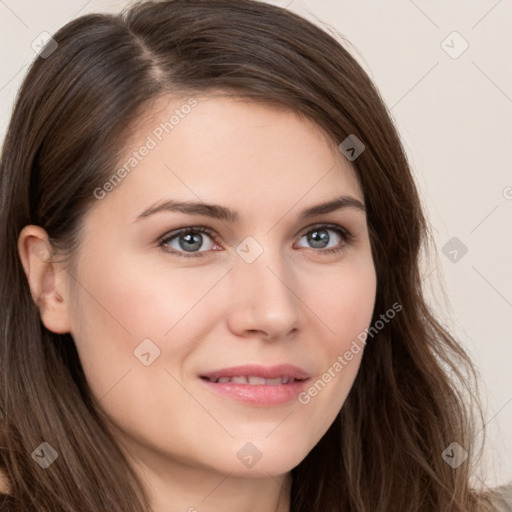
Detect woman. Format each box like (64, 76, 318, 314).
(0, 0, 510, 510)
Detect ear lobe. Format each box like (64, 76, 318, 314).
(17, 225, 72, 334)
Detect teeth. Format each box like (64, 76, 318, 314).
(230, 376, 248, 384)
(247, 376, 267, 385)
(208, 376, 294, 385)
(265, 377, 283, 385)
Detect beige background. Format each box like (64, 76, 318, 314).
(1, 0, 511, 488)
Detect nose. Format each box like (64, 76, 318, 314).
(225, 245, 301, 341)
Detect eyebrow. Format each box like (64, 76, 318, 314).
(133, 194, 366, 224)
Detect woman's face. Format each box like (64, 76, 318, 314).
(59, 95, 377, 477)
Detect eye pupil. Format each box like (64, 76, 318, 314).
(179, 232, 203, 252)
(308, 229, 329, 248)
(162, 224, 347, 258)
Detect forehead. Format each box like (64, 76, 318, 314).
(92, 93, 363, 224)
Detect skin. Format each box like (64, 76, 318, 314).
(18, 94, 377, 512)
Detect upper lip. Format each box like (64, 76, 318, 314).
(200, 364, 310, 381)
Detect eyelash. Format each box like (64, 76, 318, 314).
(158, 223, 354, 259)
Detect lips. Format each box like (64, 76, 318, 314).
(199, 364, 310, 406)
(200, 364, 310, 382)
(205, 375, 294, 385)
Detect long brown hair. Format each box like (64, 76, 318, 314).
(0, 0, 502, 510)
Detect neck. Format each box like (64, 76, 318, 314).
(125, 446, 292, 512)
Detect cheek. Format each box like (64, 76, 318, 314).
(68, 251, 225, 393)
(94, 257, 229, 335)
(294, 259, 376, 437)
(308, 257, 377, 352)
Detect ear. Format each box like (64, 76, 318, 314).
(17, 225, 72, 334)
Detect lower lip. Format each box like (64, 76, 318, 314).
(200, 378, 309, 406)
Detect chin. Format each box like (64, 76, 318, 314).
(206, 435, 313, 477)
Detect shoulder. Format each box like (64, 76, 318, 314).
(492, 480, 512, 511)
(0, 470, 9, 495)
(0, 480, 9, 496)
(0, 469, 10, 500)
